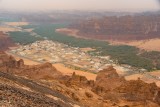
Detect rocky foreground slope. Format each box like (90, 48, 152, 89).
(0, 52, 160, 107)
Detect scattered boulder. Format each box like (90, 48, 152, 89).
(85, 91, 93, 98)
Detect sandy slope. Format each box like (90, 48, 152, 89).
(53, 63, 96, 80)
(109, 39, 160, 51)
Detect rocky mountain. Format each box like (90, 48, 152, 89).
(70, 14, 160, 41)
(0, 52, 160, 107)
(93, 66, 125, 92)
(0, 32, 14, 50)
(0, 52, 61, 80)
(93, 67, 160, 106)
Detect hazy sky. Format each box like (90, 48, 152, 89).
(0, 0, 159, 12)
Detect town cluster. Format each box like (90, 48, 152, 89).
(11, 40, 113, 72)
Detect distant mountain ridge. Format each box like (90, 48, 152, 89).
(70, 13, 160, 41)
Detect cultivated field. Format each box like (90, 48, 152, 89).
(4, 22, 29, 26)
(56, 28, 89, 39)
(80, 48, 95, 52)
(0, 26, 20, 32)
(56, 28, 79, 37)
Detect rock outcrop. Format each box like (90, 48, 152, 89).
(101, 79, 160, 106)
(21, 62, 62, 79)
(0, 54, 24, 68)
(3, 56, 24, 68)
(114, 79, 160, 103)
(0, 53, 61, 80)
(93, 66, 125, 94)
(62, 72, 95, 88)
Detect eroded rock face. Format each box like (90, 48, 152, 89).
(71, 15, 160, 41)
(0, 55, 24, 68)
(92, 66, 160, 106)
(17, 59, 24, 68)
(93, 66, 125, 94)
(114, 79, 160, 104)
(101, 79, 160, 107)
(71, 72, 88, 84)
(0, 53, 61, 80)
(20, 62, 62, 79)
(0, 32, 14, 50)
(63, 72, 94, 88)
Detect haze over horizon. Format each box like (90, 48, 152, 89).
(0, 0, 159, 12)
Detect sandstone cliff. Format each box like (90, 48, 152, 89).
(70, 14, 160, 41)
(0, 32, 14, 50)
